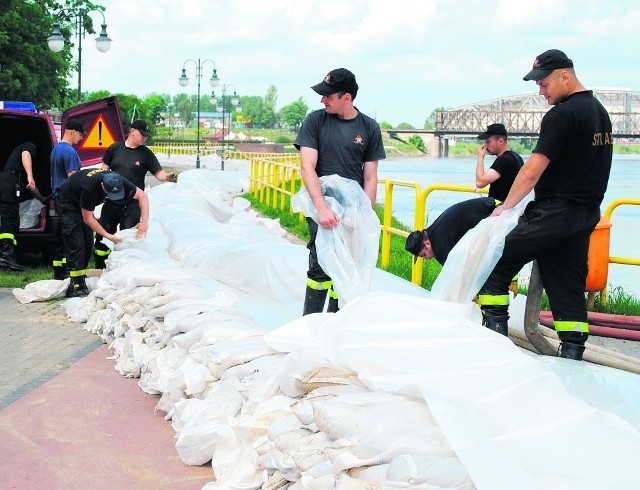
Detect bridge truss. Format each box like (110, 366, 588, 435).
(436, 89, 640, 138)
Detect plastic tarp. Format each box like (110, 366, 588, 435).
(292, 174, 381, 306)
(20, 165, 640, 489)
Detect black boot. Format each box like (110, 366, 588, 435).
(66, 275, 89, 298)
(0, 239, 26, 271)
(558, 332, 588, 360)
(302, 286, 328, 315)
(558, 342, 586, 360)
(327, 286, 339, 313)
(484, 314, 509, 336)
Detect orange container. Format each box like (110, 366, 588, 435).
(585, 216, 612, 292)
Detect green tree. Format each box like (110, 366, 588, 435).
(379, 121, 393, 129)
(397, 122, 414, 129)
(0, 0, 82, 108)
(408, 135, 425, 152)
(280, 97, 308, 130)
(425, 107, 447, 129)
(263, 84, 279, 128)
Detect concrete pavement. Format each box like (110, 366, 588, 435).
(0, 288, 215, 489)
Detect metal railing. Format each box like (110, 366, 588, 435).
(249, 153, 639, 297)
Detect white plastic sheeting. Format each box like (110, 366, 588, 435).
(50, 167, 640, 489)
(292, 174, 381, 307)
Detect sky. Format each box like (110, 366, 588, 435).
(70, 0, 640, 128)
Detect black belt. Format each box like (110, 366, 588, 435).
(537, 196, 572, 204)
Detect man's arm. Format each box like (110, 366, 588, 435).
(21, 150, 36, 190)
(81, 209, 122, 244)
(299, 146, 339, 228)
(363, 161, 379, 207)
(492, 152, 549, 216)
(475, 145, 500, 189)
(154, 169, 178, 183)
(133, 188, 149, 239)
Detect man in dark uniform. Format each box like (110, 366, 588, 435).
(50, 118, 85, 279)
(93, 119, 177, 268)
(475, 123, 524, 202)
(477, 49, 613, 359)
(405, 197, 499, 265)
(294, 68, 386, 315)
(56, 169, 149, 297)
(0, 142, 38, 271)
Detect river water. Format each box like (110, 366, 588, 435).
(377, 154, 640, 297)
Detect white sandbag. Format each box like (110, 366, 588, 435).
(19, 198, 44, 228)
(13, 279, 68, 303)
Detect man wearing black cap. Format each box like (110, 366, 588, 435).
(405, 197, 499, 266)
(476, 49, 613, 359)
(49, 118, 85, 279)
(476, 123, 524, 202)
(56, 168, 149, 297)
(294, 68, 386, 315)
(94, 119, 177, 268)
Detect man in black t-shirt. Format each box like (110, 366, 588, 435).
(477, 49, 613, 360)
(94, 119, 177, 268)
(56, 168, 149, 297)
(475, 123, 524, 202)
(405, 197, 498, 265)
(294, 68, 386, 315)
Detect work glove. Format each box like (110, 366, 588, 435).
(166, 172, 178, 183)
(509, 276, 519, 298)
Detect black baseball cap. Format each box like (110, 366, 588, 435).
(405, 230, 427, 263)
(523, 49, 574, 81)
(311, 68, 359, 97)
(130, 119, 151, 137)
(65, 118, 85, 134)
(477, 123, 508, 140)
(102, 172, 125, 201)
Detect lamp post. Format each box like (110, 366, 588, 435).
(47, 7, 112, 104)
(178, 59, 220, 169)
(210, 84, 242, 171)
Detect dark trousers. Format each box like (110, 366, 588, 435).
(0, 171, 19, 239)
(480, 199, 600, 324)
(55, 196, 93, 271)
(94, 200, 140, 255)
(305, 217, 331, 283)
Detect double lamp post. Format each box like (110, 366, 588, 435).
(47, 7, 112, 104)
(178, 59, 241, 170)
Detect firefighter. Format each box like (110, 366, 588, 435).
(93, 119, 177, 268)
(477, 49, 613, 359)
(405, 197, 499, 266)
(56, 169, 149, 297)
(0, 142, 38, 271)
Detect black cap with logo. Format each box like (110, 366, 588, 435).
(523, 49, 574, 81)
(311, 68, 359, 97)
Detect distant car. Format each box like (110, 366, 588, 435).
(0, 96, 125, 263)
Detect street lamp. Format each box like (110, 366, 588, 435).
(178, 59, 220, 169)
(47, 7, 112, 104)
(210, 84, 242, 171)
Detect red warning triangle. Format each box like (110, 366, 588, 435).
(80, 114, 117, 150)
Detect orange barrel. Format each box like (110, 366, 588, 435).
(585, 216, 612, 292)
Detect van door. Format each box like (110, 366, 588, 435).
(61, 96, 126, 168)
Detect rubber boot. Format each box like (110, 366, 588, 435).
(77, 275, 90, 296)
(558, 332, 588, 360)
(94, 254, 106, 270)
(327, 297, 339, 313)
(0, 239, 26, 271)
(558, 342, 586, 360)
(66, 275, 88, 298)
(302, 286, 328, 316)
(484, 314, 509, 336)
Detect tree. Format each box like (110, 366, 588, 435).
(279, 97, 308, 130)
(425, 107, 447, 129)
(0, 0, 77, 108)
(378, 121, 393, 129)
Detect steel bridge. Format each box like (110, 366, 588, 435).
(435, 89, 640, 138)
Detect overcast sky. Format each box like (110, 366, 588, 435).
(72, 0, 639, 127)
